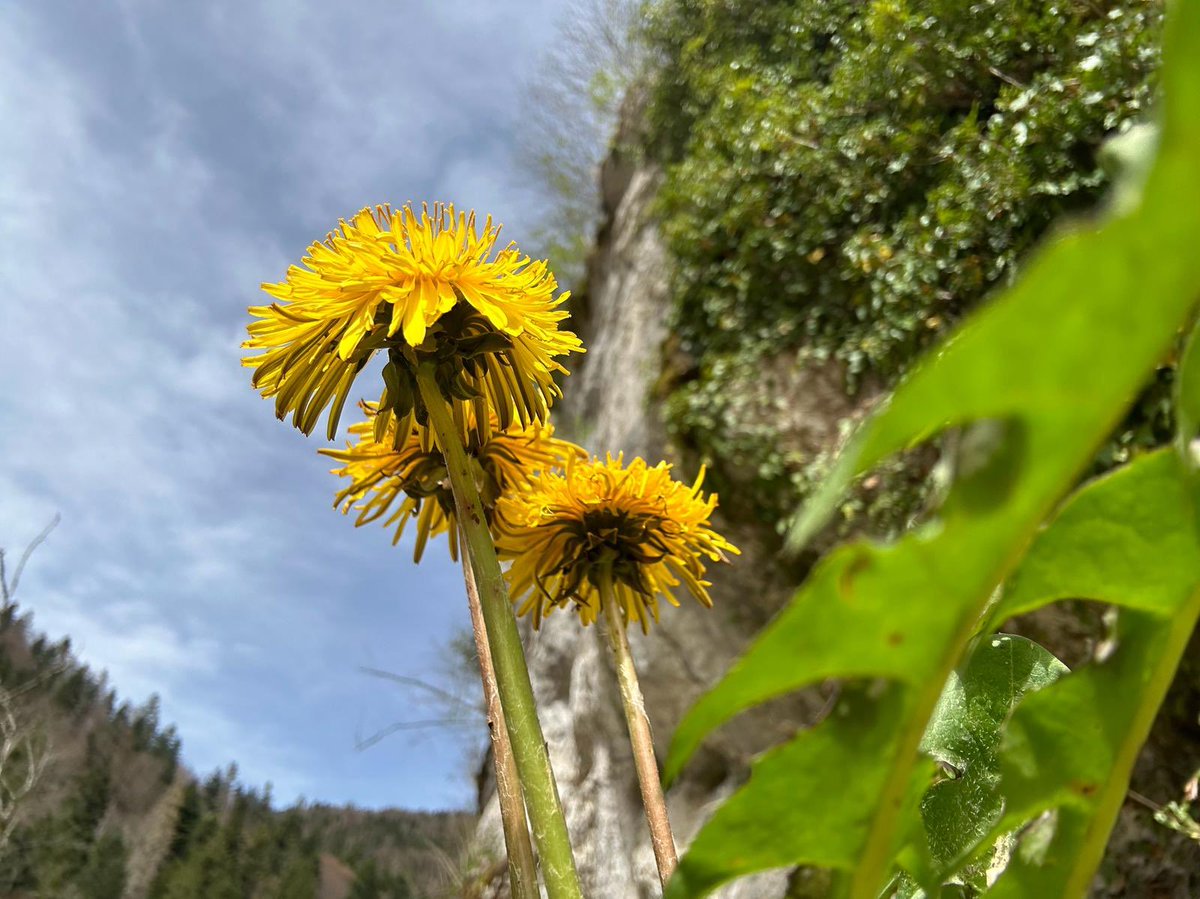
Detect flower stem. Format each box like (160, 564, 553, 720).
(598, 567, 679, 888)
(415, 363, 582, 899)
(459, 547, 538, 899)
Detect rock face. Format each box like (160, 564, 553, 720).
(472, 115, 828, 899)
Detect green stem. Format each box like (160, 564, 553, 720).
(1062, 587, 1200, 897)
(459, 547, 539, 899)
(849, 532, 1053, 898)
(848, 687, 941, 899)
(416, 363, 582, 899)
(598, 568, 679, 888)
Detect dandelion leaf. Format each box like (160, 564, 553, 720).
(664, 2, 1200, 894)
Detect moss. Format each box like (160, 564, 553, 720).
(644, 0, 1166, 534)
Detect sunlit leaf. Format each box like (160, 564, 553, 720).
(665, 3, 1200, 895)
(912, 635, 1067, 888)
(981, 449, 1200, 896)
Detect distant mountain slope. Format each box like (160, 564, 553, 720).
(0, 546, 474, 898)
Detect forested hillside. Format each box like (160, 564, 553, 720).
(0, 545, 474, 899)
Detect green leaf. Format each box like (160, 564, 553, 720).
(665, 4, 1200, 896)
(979, 450, 1200, 896)
(921, 637, 1067, 783)
(992, 449, 1200, 623)
(665, 684, 934, 899)
(913, 635, 1067, 887)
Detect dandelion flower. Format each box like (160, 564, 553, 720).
(495, 455, 739, 632)
(244, 203, 582, 441)
(321, 404, 583, 562)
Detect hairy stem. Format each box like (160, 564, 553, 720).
(416, 363, 581, 899)
(460, 548, 539, 899)
(599, 568, 679, 887)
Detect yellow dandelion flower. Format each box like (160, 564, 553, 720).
(495, 455, 739, 633)
(243, 203, 583, 440)
(321, 404, 583, 563)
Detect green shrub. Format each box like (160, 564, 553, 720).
(646, 0, 1165, 532)
(662, 4, 1200, 890)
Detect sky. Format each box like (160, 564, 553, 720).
(0, 0, 572, 811)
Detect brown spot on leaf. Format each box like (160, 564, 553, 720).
(837, 550, 872, 602)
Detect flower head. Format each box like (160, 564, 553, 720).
(495, 455, 739, 632)
(244, 203, 582, 441)
(321, 404, 583, 562)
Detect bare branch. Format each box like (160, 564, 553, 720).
(354, 718, 478, 752)
(0, 685, 52, 848)
(2, 514, 60, 609)
(517, 0, 647, 285)
(359, 666, 478, 713)
(988, 64, 1027, 90)
(356, 657, 486, 752)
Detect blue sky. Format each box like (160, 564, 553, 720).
(0, 0, 573, 811)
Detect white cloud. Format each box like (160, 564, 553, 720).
(31, 592, 220, 704)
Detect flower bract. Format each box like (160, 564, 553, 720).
(322, 404, 583, 563)
(495, 455, 739, 632)
(244, 203, 582, 441)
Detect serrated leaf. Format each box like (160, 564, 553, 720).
(665, 684, 934, 899)
(914, 634, 1067, 884)
(665, 5, 1200, 896)
(921, 636, 1067, 776)
(978, 450, 1200, 896)
(916, 628, 1070, 854)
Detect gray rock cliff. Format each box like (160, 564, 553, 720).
(470, 116, 832, 899)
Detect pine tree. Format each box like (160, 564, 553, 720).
(167, 781, 204, 862)
(273, 849, 318, 898)
(77, 830, 128, 899)
(29, 736, 111, 889)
